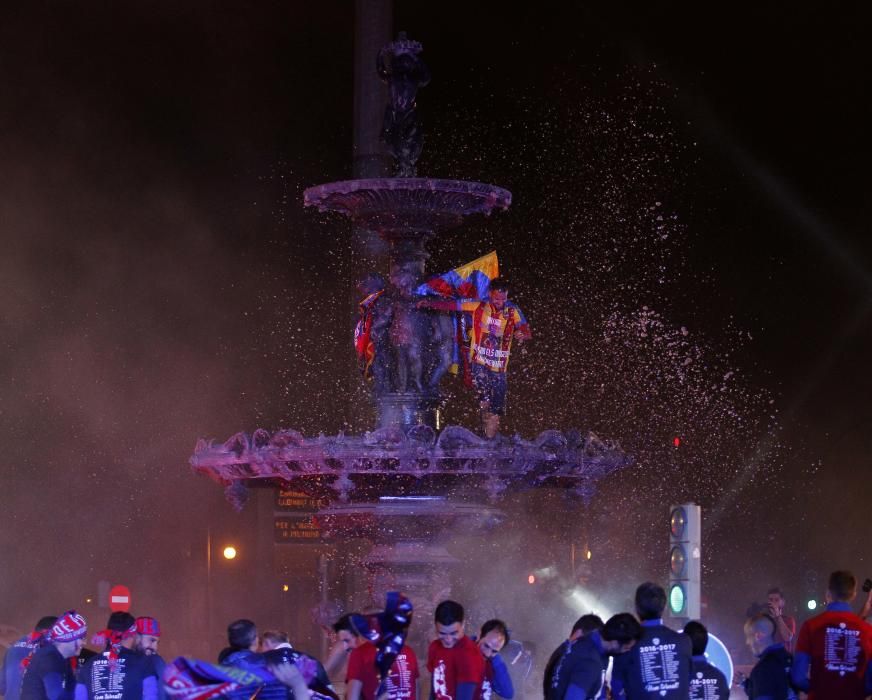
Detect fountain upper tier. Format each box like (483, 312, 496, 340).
(303, 178, 512, 238)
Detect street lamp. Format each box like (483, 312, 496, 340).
(206, 530, 241, 655)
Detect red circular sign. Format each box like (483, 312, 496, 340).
(109, 584, 131, 612)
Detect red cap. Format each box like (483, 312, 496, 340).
(51, 611, 87, 643)
(135, 617, 161, 637)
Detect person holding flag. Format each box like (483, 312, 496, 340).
(346, 594, 418, 700)
(419, 277, 531, 438)
(355, 251, 507, 398)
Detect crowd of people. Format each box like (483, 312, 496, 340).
(1, 612, 164, 700)
(4, 569, 872, 700)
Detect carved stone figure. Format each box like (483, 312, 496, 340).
(427, 312, 456, 390)
(368, 268, 429, 394)
(377, 32, 431, 177)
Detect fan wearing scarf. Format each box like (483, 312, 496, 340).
(134, 617, 166, 700)
(74, 612, 158, 700)
(2, 616, 58, 700)
(418, 278, 531, 439)
(19, 611, 86, 700)
(346, 594, 418, 700)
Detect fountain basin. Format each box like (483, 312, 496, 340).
(190, 425, 631, 509)
(303, 178, 512, 237)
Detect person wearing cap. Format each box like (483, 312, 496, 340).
(20, 611, 87, 700)
(134, 618, 165, 700)
(74, 612, 157, 700)
(133, 618, 160, 658)
(1, 616, 57, 700)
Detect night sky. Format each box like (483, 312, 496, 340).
(1, 1, 870, 658)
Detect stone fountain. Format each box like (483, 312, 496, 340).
(191, 33, 630, 624)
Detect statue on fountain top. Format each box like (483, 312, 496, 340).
(377, 32, 431, 177)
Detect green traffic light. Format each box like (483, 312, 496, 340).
(669, 583, 686, 614)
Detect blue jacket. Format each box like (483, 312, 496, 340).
(2, 635, 41, 700)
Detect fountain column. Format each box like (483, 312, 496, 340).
(353, 0, 393, 180)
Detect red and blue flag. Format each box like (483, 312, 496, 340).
(415, 250, 499, 300)
(416, 250, 499, 379)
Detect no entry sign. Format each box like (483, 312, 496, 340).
(109, 584, 131, 612)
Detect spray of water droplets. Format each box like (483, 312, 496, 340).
(245, 64, 786, 629)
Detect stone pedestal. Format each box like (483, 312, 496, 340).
(376, 392, 441, 430)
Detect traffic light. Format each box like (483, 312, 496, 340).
(668, 503, 701, 620)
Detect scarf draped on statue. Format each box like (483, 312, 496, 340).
(354, 251, 499, 382)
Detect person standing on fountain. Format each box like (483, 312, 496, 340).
(418, 279, 531, 438)
(609, 582, 691, 699)
(427, 601, 484, 700)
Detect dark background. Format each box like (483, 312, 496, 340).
(1, 0, 870, 662)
